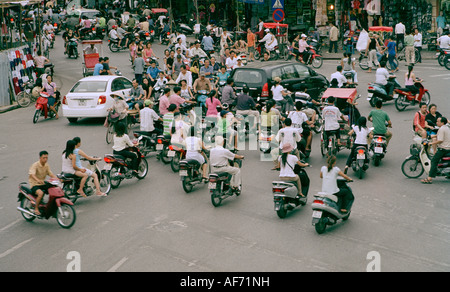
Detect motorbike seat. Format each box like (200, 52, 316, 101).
(59, 172, 77, 179)
(212, 172, 232, 179)
(185, 159, 201, 168)
(314, 192, 339, 203)
(20, 185, 32, 194)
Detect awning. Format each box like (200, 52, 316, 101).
(369, 26, 393, 32)
(322, 88, 358, 101)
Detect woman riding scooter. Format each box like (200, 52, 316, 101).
(320, 155, 354, 213)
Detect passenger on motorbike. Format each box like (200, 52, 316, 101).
(29, 150, 59, 215)
(288, 102, 312, 152)
(320, 155, 354, 213)
(272, 118, 302, 169)
(170, 111, 190, 147)
(210, 136, 244, 191)
(404, 65, 421, 104)
(330, 65, 349, 88)
(341, 52, 358, 84)
(259, 28, 278, 57)
(71, 137, 106, 197)
(108, 93, 128, 122)
(193, 73, 212, 95)
(235, 85, 260, 124)
(112, 122, 139, 174)
(140, 99, 163, 135)
(216, 66, 230, 86)
(323, 96, 346, 147)
(375, 61, 395, 97)
(414, 103, 431, 139)
(344, 116, 372, 174)
(278, 143, 309, 198)
(41, 74, 59, 119)
(185, 126, 209, 181)
(298, 34, 311, 64)
(422, 117, 450, 184)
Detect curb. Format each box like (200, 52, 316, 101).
(0, 104, 20, 114)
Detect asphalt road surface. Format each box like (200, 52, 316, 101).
(0, 36, 449, 272)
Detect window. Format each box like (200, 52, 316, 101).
(294, 64, 311, 78)
(270, 68, 283, 80)
(111, 78, 133, 92)
(233, 70, 263, 85)
(282, 65, 298, 79)
(70, 81, 107, 93)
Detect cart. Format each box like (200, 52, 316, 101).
(320, 88, 360, 157)
(81, 40, 103, 77)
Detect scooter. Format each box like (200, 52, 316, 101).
(209, 158, 243, 207)
(103, 147, 148, 189)
(179, 154, 209, 193)
(134, 123, 163, 157)
(17, 179, 76, 229)
(58, 158, 111, 203)
(156, 135, 172, 164)
(169, 144, 186, 173)
(311, 179, 353, 234)
(67, 37, 79, 59)
(273, 164, 310, 218)
(367, 76, 401, 107)
(394, 79, 431, 112)
(370, 133, 388, 167)
(33, 92, 59, 124)
(401, 139, 450, 179)
(351, 146, 370, 179)
(108, 38, 128, 52)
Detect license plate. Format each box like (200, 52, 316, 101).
(357, 154, 365, 160)
(276, 50, 280, 53)
(367, 93, 373, 100)
(146, 37, 150, 40)
(375, 147, 383, 154)
(202, 123, 207, 129)
(179, 170, 187, 176)
(103, 164, 112, 170)
(156, 144, 163, 150)
(208, 182, 216, 189)
(260, 142, 269, 149)
(393, 93, 399, 99)
(168, 150, 175, 157)
(78, 100, 86, 106)
(312, 210, 322, 218)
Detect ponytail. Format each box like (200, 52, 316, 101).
(407, 65, 414, 80)
(327, 155, 337, 172)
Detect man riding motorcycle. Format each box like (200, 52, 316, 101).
(258, 28, 278, 58)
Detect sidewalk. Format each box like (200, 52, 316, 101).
(321, 48, 437, 60)
(0, 102, 19, 114)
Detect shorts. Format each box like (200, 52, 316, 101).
(31, 182, 53, 196)
(81, 168, 94, 176)
(47, 96, 56, 106)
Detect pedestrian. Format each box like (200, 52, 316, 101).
(328, 22, 339, 53)
(386, 36, 398, 73)
(247, 28, 256, 62)
(404, 30, 415, 65)
(133, 52, 145, 85)
(436, 12, 447, 37)
(414, 28, 422, 63)
(365, 33, 380, 73)
(395, 21, 406, 49)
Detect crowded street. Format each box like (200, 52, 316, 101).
(0, 0, 449, 274)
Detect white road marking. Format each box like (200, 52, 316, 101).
(0, 219, 21, 232)
(0, 238, 34, 259)
(107, 257, 128, 272)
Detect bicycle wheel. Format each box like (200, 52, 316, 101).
(358, 55, 369, 70)
(106, 123, 114, 144)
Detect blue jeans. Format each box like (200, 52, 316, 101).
(388, 54, 397, 70)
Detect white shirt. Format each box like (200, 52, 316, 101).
(352, 125, 372, 145)
(414, 33, 422, 47)
(395, 23, 405, 34)
(278, 154, 298, 178)
(140, 108, 160, 132)
(112, 134, 134, 151)
(438, 35, 450, 49)
(210, 146, 235, 167)
(225, 57, 238, 70)
(276, 127, 301, 149)
(271, 85, 285, 101)
(330, 71, 347, 88)
(321, 166, 341, 194)
(287, 111, 308, 132)
(322, 105, 341, 131)
(109, 29, 118, 39)
(175, 71, 193, 88)
(375, 68, 389, 85)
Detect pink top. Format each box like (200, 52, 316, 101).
(206, 97, 221, 116)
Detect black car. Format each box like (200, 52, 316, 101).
(230, 61, 329, 102)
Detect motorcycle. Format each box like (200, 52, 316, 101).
(58, 158, 111, 203)
(437, 48, 450, 67)
(156, 134, 172, 164)
(217, 80, 227, 97)
(254, 42, 280, 60)
(394, 79, 431, 112)
(320, 120, 353, 157)
(169, 144, 186, 173)
(93, 26, 107, 39)
(134, 123, 164, 157)
(179, 155, 209, 193)
(301, 46, 323, 69)
(160, 31, 171, 45)
(103, 147, 149, 189)
(311, 179, 353, 234)
(79, 27, 95, 40)
(33, 92, 60, 124)
(293, 92, 323, 134)
(367, 76, 401, 107)
(17, 179, 76, 229)
(67, 37, 79, 59)
(370, 133, 388, 166)
(259, 127, 277, 154)
(209, 157, 243, 207)
(273, 164, 310, 218)
(108, 38, 128, 52)
(350, 146, 370, 179)
(402, 139, 450, 180)
(196, 89, 209, 115)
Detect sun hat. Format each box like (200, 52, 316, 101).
(282, 143, 294, 153)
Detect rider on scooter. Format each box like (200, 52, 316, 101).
(258, 28, 278, 58)
(375, 61, 395, 98)
(320, 155, 353, 213)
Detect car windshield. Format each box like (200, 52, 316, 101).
(82, 12, 99, 19)
(70, 81, 108, 93)
(233, 70, 263, 85)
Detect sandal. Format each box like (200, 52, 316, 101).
(96, 192, 107, 197)
(77, 191, 87, 198)
(421, 179, 432, 184)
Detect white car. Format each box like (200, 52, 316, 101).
(62, 75, 133, 123)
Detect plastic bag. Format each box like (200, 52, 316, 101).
(356, 29, 369, 52)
